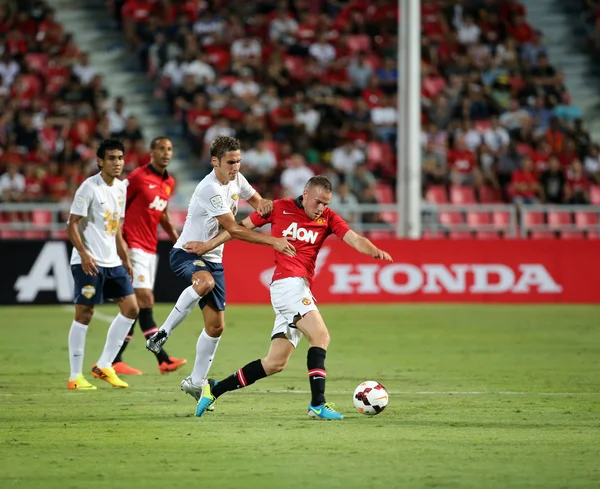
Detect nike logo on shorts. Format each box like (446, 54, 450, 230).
(283, 211, 292, 214)
(149, 184, 158, 188)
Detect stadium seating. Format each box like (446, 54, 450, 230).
(2, 0, 600, 242)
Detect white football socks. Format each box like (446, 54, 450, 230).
(97, 313, 136, 369)
(191, 328, 221, 386)
(68, 320, 88, 381)
(161, 285, 201, 336)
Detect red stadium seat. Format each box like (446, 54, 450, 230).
(466, 211, 491, 227)
(367, 230, 394, 240)
(575, 211, 599, 228)
(547, 211, 572, 228)
(284, 56, 307, 80)
(588, 230, 600, 239)
(479, 186, 501, 203)
(560, 230, 585, 240)
(449, 231, 473, 239)
(0, 230, 23, 239)
(449, 185, 475, 204)
(347, 35, 371, 53)
(439, 212, 463, 226)
(170, 210, 187, 229)
(523, 211, 545, 227)
(422, 230, 442, 239)
(475, 231, 502, 239)
(425, 185, 447, 204)
(51, 230, 68, 240)
(590, 185, 600, 205)
(25, 53, 49, 74)
(23, 230, 49, 239)
(530, 230, 556, 239)
(492, 211, 511, 228)
(32, 209, 53, 227)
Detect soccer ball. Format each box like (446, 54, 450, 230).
(353, 381, 389, 415)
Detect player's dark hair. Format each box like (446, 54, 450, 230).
(210, 135, 241, 160)
(96, 139, 125, 159)
(150, 136, 171, 149)
(305, 175, 333, 193)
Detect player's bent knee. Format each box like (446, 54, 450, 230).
(135, 289, 154, 309)
(118, 296, 139, 319)
(75, 307, 94, 325)
(263, 357, 287, 375)
(205, 323, 224, 337)
(192, 273, 215, 296)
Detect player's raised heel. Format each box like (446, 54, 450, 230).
(146, 329, 168, 354)
(67, 374, 97, 390)
(181, 377, 216, 411)
(91, 364, 129, 388)
(159, 356, 187, 374)
(307, 402, 344, 420)
(195, 380, 218, 417)
(113, 361, 143, 375)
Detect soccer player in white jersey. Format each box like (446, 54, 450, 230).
(66, 139, 139, 390)
(146, 135, 296, 401)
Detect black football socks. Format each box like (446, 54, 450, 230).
(212, 359, 267, 398)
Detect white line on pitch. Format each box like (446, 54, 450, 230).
(62, 305, 114, 323)
(1, 391, 599, 397)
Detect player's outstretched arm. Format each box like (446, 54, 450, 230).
(246, 193, 273, 217)
(182, 217, 256, 255)
(67, 214, 99, 275)
(342, 230, 393, 261)
(160, 205, 179, 243)
(216, 212, 297, 257)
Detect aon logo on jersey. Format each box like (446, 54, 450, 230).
(149, 195, 168, 211)
(282, 222, 319, 244)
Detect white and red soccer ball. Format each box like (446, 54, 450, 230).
(353, 381, 389, 415)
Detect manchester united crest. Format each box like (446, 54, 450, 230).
(301, 297, 312, 306)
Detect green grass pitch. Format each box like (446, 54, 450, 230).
(1, 304, 599, 489)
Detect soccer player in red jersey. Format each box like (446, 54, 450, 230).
(114, 136, 187, 375)
(188, 176, 392, 419)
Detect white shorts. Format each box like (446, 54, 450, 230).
(270, 277, 318, 348)
(129, 248, 158, 289)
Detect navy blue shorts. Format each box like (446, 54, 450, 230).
(72, 264, 134, 305)
(170, 248, 226, 311)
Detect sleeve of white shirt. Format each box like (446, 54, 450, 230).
(197, 182, 233, 218)
(238, 172, 257, 201)
(70, 181, 93, 217)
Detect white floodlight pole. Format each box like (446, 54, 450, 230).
(396, 0, 421, 238)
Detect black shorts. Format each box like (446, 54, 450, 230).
(169, 248, 226, 311)
(72, 264, 134, 305)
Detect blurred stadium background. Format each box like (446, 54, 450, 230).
(1, 0, 599, 304)
(1, 2, 599, 489)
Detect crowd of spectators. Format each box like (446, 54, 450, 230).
(111, 0, 600, 215)
(3, 0, 600, 228)
(0, 0, 150, 210)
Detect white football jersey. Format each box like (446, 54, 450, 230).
(174, 170, 255, 263)
(69, 173, 127, 267)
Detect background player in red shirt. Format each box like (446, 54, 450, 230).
(187, 176, 392, 419)
(114, 137, 187, 375)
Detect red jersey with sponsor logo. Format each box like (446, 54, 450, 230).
(249, 197, 350, 286)
(122, 164, 175, 253)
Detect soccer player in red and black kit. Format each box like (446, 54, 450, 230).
(114, 136, 187, 375)
(186, 176, 392, 419)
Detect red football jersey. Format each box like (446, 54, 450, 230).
(122, 164, 175, 253)
(249, 198, 351, 286)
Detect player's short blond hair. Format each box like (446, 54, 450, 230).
(305, 176, 333, 193)
(210, 136, 241, 160)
